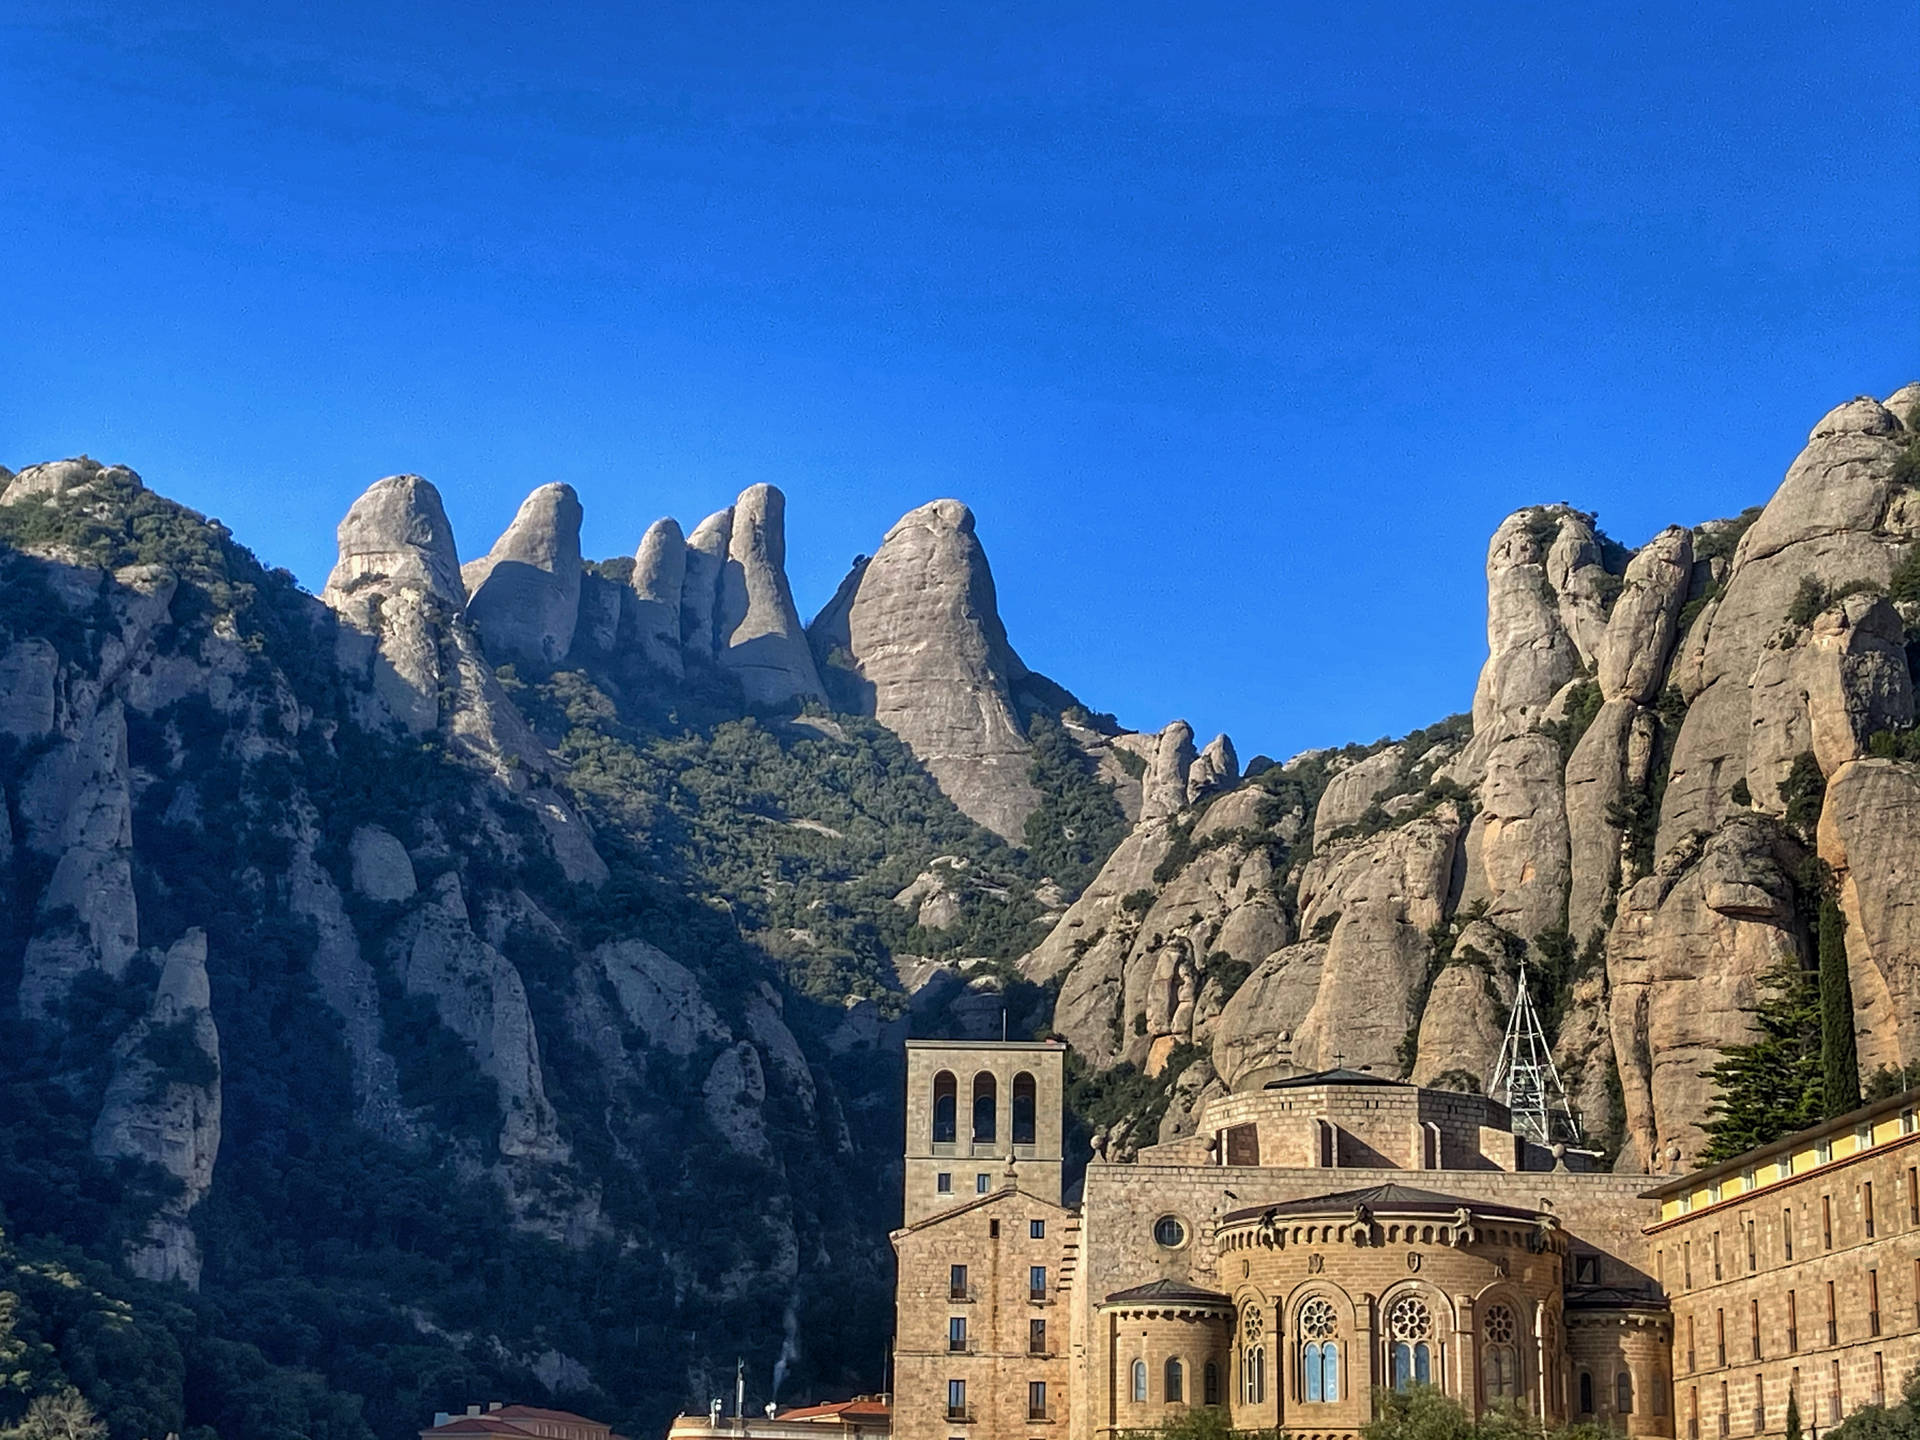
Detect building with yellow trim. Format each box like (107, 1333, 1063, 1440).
(891, 1040, 1920, 1440)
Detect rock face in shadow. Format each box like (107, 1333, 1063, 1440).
(629, 517, 687, 676)
(91, 929, 222, 1287)
(714, 485, 824, 706)
(807, 499, 1038, 838)
(463, 483, 585, 667)
(680, 507, 733, 657)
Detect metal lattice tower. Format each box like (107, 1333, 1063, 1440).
(1488, 962, 1583, 1147)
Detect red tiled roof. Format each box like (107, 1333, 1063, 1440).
(491, 1409, 606, 1426)
(423, 1421, 541, 1438)
(778, 1401, 891, 1421)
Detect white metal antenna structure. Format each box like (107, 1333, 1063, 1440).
(1488, 962, 1583, 1147)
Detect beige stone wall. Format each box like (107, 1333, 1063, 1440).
(892, 1188, 1076, 1440)
(1093, 1306, 1231, 1437)
(1567, 1309, 1676, 1439)
(1215, 1219, 1564, 1437)
(905, 1041, 1066, 1228)
(1652, 1133, 1920, 1437)
(1159, 1084, 1524, 1173)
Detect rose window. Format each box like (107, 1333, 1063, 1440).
(1388, 1296, 1433, 1343)
(1484, 1304, 1515, 1344)
(1241, 1304, 1265, 1342)
(1300, 1298, 1337, 1340)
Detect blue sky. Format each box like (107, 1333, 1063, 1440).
(3, 2, 1915, 761)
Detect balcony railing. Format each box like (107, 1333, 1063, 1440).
(1718, 1412, 1729, 1438)
(1751, 1410, 1764, 1434)
(1829, 1398, 1842, 1424)
(946, 1408, 972, 1424)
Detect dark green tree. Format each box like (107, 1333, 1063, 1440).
(1698, 961, 1825, 1164)
(1818, 895, 1862, 1116)
(1785, 1386, 1803, 1440)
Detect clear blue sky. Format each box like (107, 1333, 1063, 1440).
(3, 2, 1915, 760)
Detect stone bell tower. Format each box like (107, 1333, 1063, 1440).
(902, 1039, 1065, 1225)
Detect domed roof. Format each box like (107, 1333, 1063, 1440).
(1221, 1183, 1544, 1225)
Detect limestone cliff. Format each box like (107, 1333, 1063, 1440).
(807, 499, 1040, 839)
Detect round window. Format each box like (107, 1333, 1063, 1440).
(1154, 1215, 1187, 1248)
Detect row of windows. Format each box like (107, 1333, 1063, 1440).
(1682, 1354, 1894, 1438)
(1681, 1263, 1913, 1372)
(943, 1378, 1050, 1421)
(1661, 1166, 1920, 1289)
(1127, 1357, 1220, 1406)
(947, 1264, 1047, 1301)
(931, 1070, 1039, 1146)
(948, 1317, 1051, 1355)
(1674, 1111, 1918, 1216)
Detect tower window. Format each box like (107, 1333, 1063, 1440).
(1012, 1071, 1037, 1146)
(972, 1072, 998, 1144)
(1154, 1215, 1187, 1248)
(937, 1172, 952, 1194)
(1132, 1359, 1148, 1403)
(949, 1316, 967, 1353)
(976, 1173, 990, 1194)
(932, 1071, 957, 1145)
(1030, 1219, 1045, 1239)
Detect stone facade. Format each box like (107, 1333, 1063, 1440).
(1646, 1092, 1920, 1439)
(892, 1044, 1919, 1440)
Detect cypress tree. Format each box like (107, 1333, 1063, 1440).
(1698, 960, 1825, 1164)
(1785, 1387, 1803, 1440)
(1818, 894, 1861, 1116)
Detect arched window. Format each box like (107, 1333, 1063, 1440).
(972, 1072, 997, 1143)
(1300, 1297, 1340, 1403)
(1012, 1072, 1037, 1145)
(1388, 1296, 1434, 1391)
(1131, 1359, 1148, 1403)
(1204, 1362, 1221, 1406)
(1578, 1371, 1594, 1415)
(1242, 1304, 1266, 1405)
(1482, 1303, 1519, 1405)
(932, 1072, 957, 1144)
(1165, 1358, 1184, 1404)
(1617, 1370, 1634, 1415)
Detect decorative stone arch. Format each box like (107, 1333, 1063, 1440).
(1469, 1282, 1536, 1411)
(1376, 1280, 1456, 1396)
(1282, 1280, 1360, 1406)
(1231, 1288, 1275, 1412)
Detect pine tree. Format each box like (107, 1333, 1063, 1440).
(1818, 895, 1862, 1116)
(1699, 960, 1825, 1165)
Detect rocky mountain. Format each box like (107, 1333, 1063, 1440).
(1036, 383, 1920, 1175)
(1, 381, 1917, 1440)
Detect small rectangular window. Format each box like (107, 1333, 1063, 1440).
(950, 1264, 968, 1300)
(1712, 1232, 1723, 1282)
(949, 1316, 967, 1353)
(1750, 1300, 1761, 1360)
(1823, 1196, 1834, 1250)
(1903, 1108, 1917, 1136)
(1825, 1280, 1837, 1347)
(976, 1173, 991, 1194)
(1787, 1292, 1798, 1354)
(947, 1379, 967, 1420)
(1746, 1219, 1756, 1273)
(937, 1172, 953, 1194)
(1868, 1270, 1881, 1337)
(1784, 1209, 1795, 1262)
(1817, 1139, 1833, 1164)
(1030, 1219, 1045, 1239)
(1027, 1381, 1047, 1420)
(1029, 1265, 1046, 1301)
(1865, 1181, 1876, 1239)
(1909, 1167, 1919, 1225)
(1029, 1318, 1046, 1355)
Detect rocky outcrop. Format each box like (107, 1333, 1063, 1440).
(1313, 746, 1403, 848)
(1209, 942, 1328, 1089)
(595, 939, 728, 1057)
(395, 873, 567, 1163)
(1292, 808, 1462, 1074)
(463, 483, 585, 667)
(1607, 816, 1802, 1170)
(1140, 722, 1197, 822)
(713, 485, 823, 706)
(1473, 733, 1572, 941)
(1819, 759, 1920, 1077)
(322, 474, 557, 784)
(630, 518, 687, 676)
(91, 930, 221, 1287)
(1598, 527, 1693, 704)
(18, 701, 139, 1018)
(1658, 398, 1906, 850)
(680, 507, 733, 657)
(808, 500, 1039, 838)
(1188, 734, 1239, 804)
(1410, 961, 1513, 1088)
(349, 823, 417, 902)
